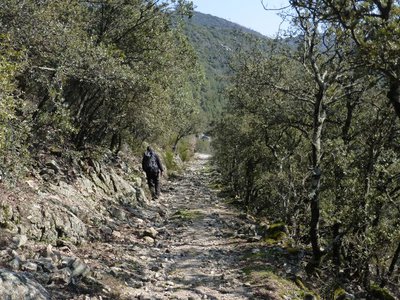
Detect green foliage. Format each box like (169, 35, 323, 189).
(177, 137, 195, 162)
(183, 12, 271, 124)
(213, 42, 312, 221)
(163, 150, 180, 173)
(163, 136, 195, 173)
(0, 35, 30, 182)
(213, 18, 400, 295)
(0, 0, 203, 158)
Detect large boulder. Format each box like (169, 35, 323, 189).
(16, 199, 87, 245)
(0, 155, 146, 246)
(0, 269, 50, 300)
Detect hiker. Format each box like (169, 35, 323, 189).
(142, 146, 164, 199)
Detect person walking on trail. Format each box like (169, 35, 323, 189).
(142, 146, 164, 199)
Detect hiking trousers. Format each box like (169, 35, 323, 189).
(146, 171, 160, 199)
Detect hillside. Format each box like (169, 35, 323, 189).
(183, 12, 270, 123)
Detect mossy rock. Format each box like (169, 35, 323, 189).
(243, 250, 267, 260)
(261, 238, 278, 245)
(293, 277, 320, 300)
(333, 287, 354, 300)
(0, 205, 13, 229)
(334, 288, 346, 300)
(264, 222, 288, 241)
(171, 209, 203, 221)
(242, 266, 273, 277)
(369, 284, 395, 300)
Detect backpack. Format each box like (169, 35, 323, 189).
(144, 152, 159, 173)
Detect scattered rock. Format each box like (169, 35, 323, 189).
(22, 262, 38, 272)
(143, 236, 155, 244)
(51, 267, 72, 285)
(9, 257, 21, 271)
(150, 265, 162, 272)
(12, 234, 28, 249)
(36, 257, 55, 272)
(44, 244, 54, 258)
(247, 236, 262, 242)
(100, 225, 113, 236)
(142, 227, 158, 239)
(109, 207, 126, 221)
(112, 230, 122, 238)
(1, 153, 315, 300)
(26, 180, 40, 191)
(45, 160, 61, 173)
(71, 258, 90, 278)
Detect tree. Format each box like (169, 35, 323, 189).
(289, 0, 400, 289)
(0, 0, 201, 152)
(291, 0, 400, 118)
(213, 6, 400, 294)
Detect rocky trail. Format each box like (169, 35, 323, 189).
(121, 153, 254, 299)
(0, 146, 392, 300)
(0, 151, 383, 300)
(1, 153, 302, 299)
(72, 152, 261, 300)
(25, 154, 262, 300)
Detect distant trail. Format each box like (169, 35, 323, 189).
(129, 153, 254, 300)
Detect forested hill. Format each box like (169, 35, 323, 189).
(183, 11, 269, 123)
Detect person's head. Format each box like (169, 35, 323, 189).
(147, 145, 153, 152)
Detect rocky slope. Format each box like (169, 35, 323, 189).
(0, 152, 316, 299)
(0, 151, 147, 299)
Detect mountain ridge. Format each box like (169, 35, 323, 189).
(190, 11, 266, 38)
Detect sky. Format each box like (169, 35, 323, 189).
(191, 0, 290, 37)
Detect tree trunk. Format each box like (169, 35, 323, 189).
(342, 96, 356, 144)
(387, 80, 400, 119)
(332, 222, 342, 275)
(381, 240, 400, 287)
(244, 159, 255, 208)
(309, 91, 326, 268)
(309, 166, 322, 263)
(172, 134, 183, 154)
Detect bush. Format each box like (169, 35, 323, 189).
(177, 137, 195, 162)
(0, 36, 30, 184)
(163, 150, 180, 173)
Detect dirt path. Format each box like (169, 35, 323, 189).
(126, 153, 254, 300)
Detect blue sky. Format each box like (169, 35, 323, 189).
(191, 0, 290, 37)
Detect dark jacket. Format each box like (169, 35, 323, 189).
(142, 150, 164, 174)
